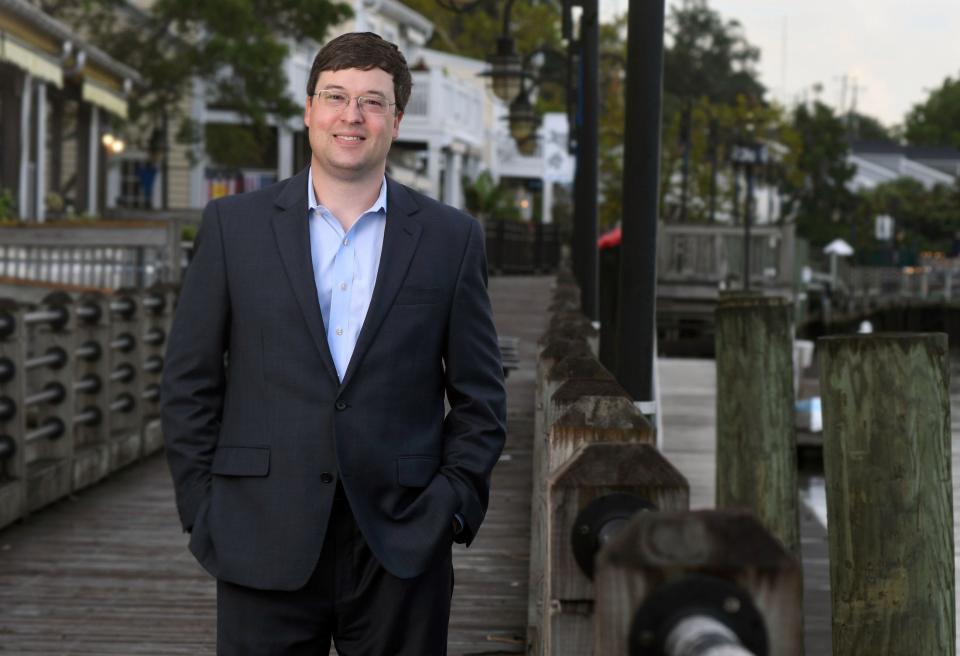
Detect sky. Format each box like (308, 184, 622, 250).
(601, 0, 960, 128)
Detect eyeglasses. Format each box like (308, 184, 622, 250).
(312, 89, 396, 116)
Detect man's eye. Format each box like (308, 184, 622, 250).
(325, 93, 347, 103)
(362, 98, 386, 109)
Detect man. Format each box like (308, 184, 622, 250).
(161, 32, 506, 655)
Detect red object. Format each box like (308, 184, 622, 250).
(598, 225, 622, 249)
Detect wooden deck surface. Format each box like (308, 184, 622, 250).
(0, 275, 551, 655)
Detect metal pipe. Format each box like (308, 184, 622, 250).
(664, 615, 754, 656)
(24, 417, 65, 443)
(25, 347, 67, 371)
(76, 341, 102, 362)
(108, 364, 136, 383)
(74, 374, 102, 394)
(23, 307, 67, 326)
(143, 327, 166, 346)
(110, 334, 136, 352)
(110, 298, 136, 318)
(24, 382, 66, 407)
(75, 303, 102, 324)
(73, 406, 102, 427)
(109, 394, 135, 413)
(143, 355, 163, 373)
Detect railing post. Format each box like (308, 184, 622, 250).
(819, 333, 955, 655)
(72, 292, 111, 491)
(0, 299, 26, 529)
(140, 284, 174, 456)
(106, 290, 143, 470)
(593, 510, 803, 655)
(714, 293, 799, 556)
(23, 293, 75, 513)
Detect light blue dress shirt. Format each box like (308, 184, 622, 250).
(307, 171, 387, 381)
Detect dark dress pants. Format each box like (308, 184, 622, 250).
(216, 484, 454, 655)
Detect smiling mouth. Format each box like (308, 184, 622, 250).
(336, 135, 365, 142)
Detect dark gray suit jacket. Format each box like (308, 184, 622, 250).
(161, 169, 506, 590)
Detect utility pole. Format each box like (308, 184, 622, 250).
(571, 0, 599, 321)
(616, 0, 665, 419)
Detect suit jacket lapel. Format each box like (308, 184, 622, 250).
(271, 169, 339, 383)
(340, 178, 422, 390)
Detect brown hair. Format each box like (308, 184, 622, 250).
(307, 32, 412, 113)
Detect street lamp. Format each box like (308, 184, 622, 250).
(507, 85, 540, 144)
(483, 36, 525, 103)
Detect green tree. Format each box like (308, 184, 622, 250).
(462, 171, 520, 223)
(859, 178, 960, 253)
(39, 0, 351, 158)
(782, 101, 856, 246)
(663, 0, 765, 106)
(904, 75, 960, 148)
(847, 111, 890, 141)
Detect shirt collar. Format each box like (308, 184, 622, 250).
(307, 168, 388, 217)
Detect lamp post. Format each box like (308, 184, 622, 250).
(730, 140, 768, 291)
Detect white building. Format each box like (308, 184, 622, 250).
(105, 0, 573, 221)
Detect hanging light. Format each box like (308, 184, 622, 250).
(507, 88, 540, 144)
(517, 136, 538, 156)
(481, 36, 524, 103)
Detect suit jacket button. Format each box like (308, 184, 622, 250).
(335, 401, 347, 411)
(320, 472, 334, 484)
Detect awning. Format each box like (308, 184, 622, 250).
(82, 80, 128, 119)
(0, 31, 62, 88)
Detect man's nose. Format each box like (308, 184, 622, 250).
(341, 99, 364, 122)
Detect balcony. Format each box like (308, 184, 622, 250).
(400, 69, 486, 148)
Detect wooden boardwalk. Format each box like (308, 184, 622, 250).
(0, 275, 550, 655)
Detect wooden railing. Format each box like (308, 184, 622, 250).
(529, 275, 803, 655)
(0, 286, 174, 529)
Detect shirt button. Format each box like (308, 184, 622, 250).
(320, 472, 333, 484)
(343, 238, 349, 246)
(340, 282, 348, 291)
(335, 327, 343, 336)
(335, 400, 347, 411)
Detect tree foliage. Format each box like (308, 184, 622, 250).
(781, 101, 856, 246)
(399, 0, 565, 112)
(904, 75, 960, 148)
(663, 0, 765, 106)
(38, 0, 351, 147)
(859, 178, 960, 253)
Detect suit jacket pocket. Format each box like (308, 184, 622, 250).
(395, 286, 443, 306)
(211, 446, 270, 477)
(397, 455, 440, 487)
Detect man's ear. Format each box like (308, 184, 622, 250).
(304, 95, 312, 129)
(392, 111, 403, 140)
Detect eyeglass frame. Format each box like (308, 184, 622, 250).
(310, 89, 398, 116)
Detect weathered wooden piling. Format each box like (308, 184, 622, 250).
(819, 333, 955, 655)
(715, 293, 799, 556)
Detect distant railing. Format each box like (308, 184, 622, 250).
(485, 220, 560, 275)
(0, 286, 174, 529)
(658, 221, 795, 289)
(0, 221, 182, 289)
